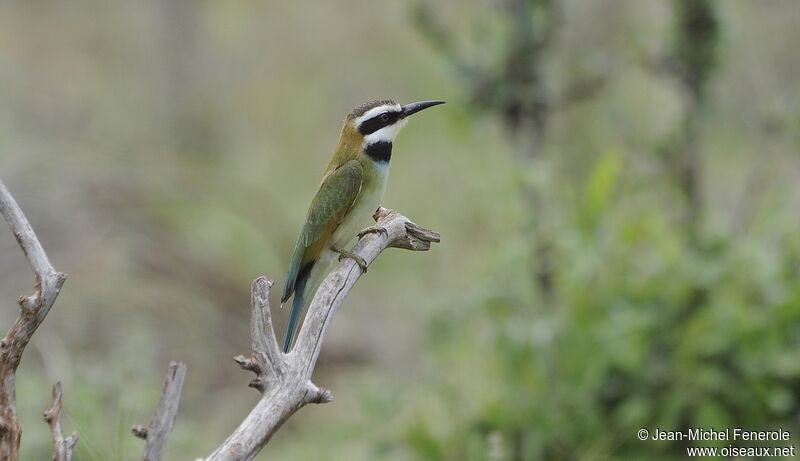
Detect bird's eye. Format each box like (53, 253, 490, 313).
(380, 113, 390, 122)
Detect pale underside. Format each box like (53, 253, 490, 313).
(303, 160, 390, 300)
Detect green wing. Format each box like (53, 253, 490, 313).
(282, 160, 363, 303)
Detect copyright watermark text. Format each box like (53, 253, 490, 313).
(637, 427, 795, 457)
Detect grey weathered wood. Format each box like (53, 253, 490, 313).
(0, 180, 69, 460)
(132, 361, 187, 461)
(203, 207, 439, 461)
(43, 382, 78, 461)
(3, 181, 439, 460)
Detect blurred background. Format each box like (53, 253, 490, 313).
(1, 0, 799, 459)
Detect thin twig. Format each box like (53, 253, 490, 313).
(233, 277, 283, 393)
(43, 382, 78, 461)
(132, 361, 187, 461)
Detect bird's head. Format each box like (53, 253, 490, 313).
(344, 99, 445, 147)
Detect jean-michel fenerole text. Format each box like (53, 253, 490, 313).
(651, 428, 790, 442)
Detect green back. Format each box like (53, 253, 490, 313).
(282, 159, 364, 303)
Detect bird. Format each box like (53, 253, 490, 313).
(281, 98, 445, 352)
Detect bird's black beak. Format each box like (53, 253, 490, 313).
(400, 100, 446, 119)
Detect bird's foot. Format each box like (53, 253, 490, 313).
(358, 225, 388, 239)
(331, 247, 368, 273)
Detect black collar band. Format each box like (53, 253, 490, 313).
(364, 141, 392, 163)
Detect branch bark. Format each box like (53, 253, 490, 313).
(0, 180, 69, 459)
(204, 207, 439, 461)
(132, 361, 187, 461)
(43, 382, 77, 461)
(2, 180, 438, 459)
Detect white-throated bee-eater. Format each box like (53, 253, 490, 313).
(281, 99, 445, 352)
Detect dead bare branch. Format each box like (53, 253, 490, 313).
(43, 382, 77, 461)
(0, 180, 68, 460)
(132, 361, 187, 461)
(203, 207, 438, 461)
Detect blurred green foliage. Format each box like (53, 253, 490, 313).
(0, 0, 799, 460)
(394, 1, 800, 460)
(399, 160, 800, 458)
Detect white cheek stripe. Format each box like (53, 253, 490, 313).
(356, 104, 402, 125)
(363, 119, 407, 145)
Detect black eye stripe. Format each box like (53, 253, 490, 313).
(359, 111, 400, 135)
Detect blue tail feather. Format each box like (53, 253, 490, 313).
(283, 265, 310, 352)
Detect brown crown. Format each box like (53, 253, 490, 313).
(348, 99, 397, 118)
